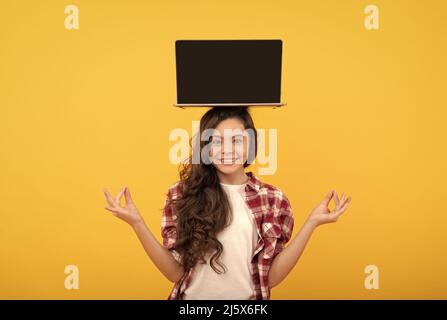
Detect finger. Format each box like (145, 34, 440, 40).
(339, 193, 350, 209)
(338, 192, 346, 210)
(333, 190, 340, 211)
(321, 190, 334, 206)
(105, 204, 127, 216)
(124, 186, 134, 204)
(103, 188, 120, 208)
(334, 197, 351, 217)
(104, 206, 119, 217)
(115, 186, 126, 204)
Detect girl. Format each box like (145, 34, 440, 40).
(102, 106, 352, 300)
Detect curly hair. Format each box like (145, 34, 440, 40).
(171, 106, 258, 274)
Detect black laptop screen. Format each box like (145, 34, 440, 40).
(175, 40, 282, 105)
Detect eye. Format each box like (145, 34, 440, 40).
(211, 139, 221, 145)
(234, 137, 244, 144)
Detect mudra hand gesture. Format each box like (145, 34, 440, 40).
(102, 186, 144, 227)
(306, 190, 352, 228)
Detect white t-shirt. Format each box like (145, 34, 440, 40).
(183, 181, 259, 300)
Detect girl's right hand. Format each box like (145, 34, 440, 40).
(102, 186, 144, 227)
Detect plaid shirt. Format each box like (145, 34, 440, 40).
(160, 171, 294, 300)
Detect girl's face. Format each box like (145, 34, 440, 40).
(208, 118, 249, 175)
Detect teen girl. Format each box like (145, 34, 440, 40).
(102, 106, 352, 300)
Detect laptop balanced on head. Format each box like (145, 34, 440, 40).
(174, 39, 286, 108)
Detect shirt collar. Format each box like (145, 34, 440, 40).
(245, 171, 262, 192)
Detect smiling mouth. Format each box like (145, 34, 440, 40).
(218, 157, 241, 164)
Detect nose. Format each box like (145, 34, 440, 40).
(220, 142, 234, 154)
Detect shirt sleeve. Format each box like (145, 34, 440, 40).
(273, 192, 295, 256)
(161, 183, 183, 264)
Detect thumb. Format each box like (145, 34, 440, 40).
(321, 190, 334, 207)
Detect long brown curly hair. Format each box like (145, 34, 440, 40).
(171, 106, 258, 274)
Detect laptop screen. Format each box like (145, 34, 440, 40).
(175, 40, 283, 105)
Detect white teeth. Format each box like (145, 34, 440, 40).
(221, 158, 239, 164)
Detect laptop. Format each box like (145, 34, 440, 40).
(174, 39, 286, 108)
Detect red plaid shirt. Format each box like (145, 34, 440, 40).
(161, 171, 294, 300)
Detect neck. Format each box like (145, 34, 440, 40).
(216, 169, 249, 185)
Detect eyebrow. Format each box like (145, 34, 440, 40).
(211, 133, 244, 138)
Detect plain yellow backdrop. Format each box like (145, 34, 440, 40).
(0, 0, 446, 299)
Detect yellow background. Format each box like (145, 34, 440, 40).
(1, 0, 446, 299)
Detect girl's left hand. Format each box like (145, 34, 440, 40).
(306, 190, 352, 228)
